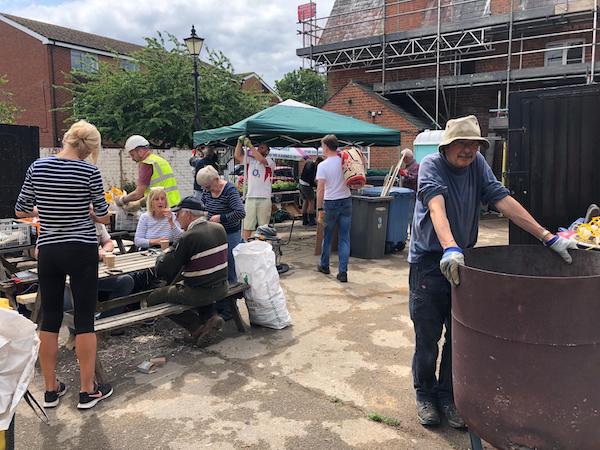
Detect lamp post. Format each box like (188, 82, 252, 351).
(184, 25, 204, 131)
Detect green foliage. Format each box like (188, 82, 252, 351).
(275, 69, 328, 107)
(0, 75, 20, 124)
(367, 412, 401, 427)
(59, 33, 269, 148)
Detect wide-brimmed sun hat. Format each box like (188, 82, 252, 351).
(439, 115, 489, 150)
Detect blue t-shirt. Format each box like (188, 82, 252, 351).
(408, 152, 509, 263)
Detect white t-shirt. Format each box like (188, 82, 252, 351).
(315, 155, 351, 200)
(245, 154, 276, 198)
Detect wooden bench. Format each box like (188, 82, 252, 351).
(63, 281, 249, 334)
(63, 281, 249, 384)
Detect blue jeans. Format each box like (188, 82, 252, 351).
(226, 230, 243, 283)
(408, 254, 453, 404)
(320, 197, 352, 273)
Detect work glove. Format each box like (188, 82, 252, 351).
(546, 235, 578, 264)
(399, 168, 408, 177)
(237, 135, 246, 145)
(440, 246, 464, 286)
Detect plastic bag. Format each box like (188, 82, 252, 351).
(233, 240, 292, 329)
(340, 146, 366, 189)
(0, 306, 40, 430)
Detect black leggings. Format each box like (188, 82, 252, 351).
(38, 243, 98, 334)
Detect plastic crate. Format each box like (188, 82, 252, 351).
(113, 211, 140, 232)
(0, 219, 32, 249)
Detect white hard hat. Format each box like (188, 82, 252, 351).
(124, 135, 149, 152)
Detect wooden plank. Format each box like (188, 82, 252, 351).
(16, 292, 37, 305)
(95, 304, 193, 332)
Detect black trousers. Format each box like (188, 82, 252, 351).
(408, 254, 453, 404)
(37, 243, 98, 334)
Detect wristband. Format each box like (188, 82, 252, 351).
(317, 208, 324, 211)
(544, 235, 558, 247)
(539, 230, 551, 242)
(443, 246, 463, 254)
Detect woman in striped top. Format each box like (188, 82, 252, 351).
(196, 165, 245, 283)
(15, 120, 113, 410)
(134, 187, 184, 249)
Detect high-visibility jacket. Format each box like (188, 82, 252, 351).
(141, 153, 181, 207)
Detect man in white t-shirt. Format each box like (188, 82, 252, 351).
(234, 135, 276, 239)
(316, 134, 352, 283)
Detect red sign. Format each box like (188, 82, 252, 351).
(298, 2, 317, 21)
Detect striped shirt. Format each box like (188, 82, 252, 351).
(200, 182, 245, 234)
(15, 157, 109, 247)
(134, 211, 184, 248)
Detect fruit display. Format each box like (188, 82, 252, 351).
(272, 181, 298, 191)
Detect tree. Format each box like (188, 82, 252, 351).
(60, 33, 270, 147)
(0, 75, 20, 124)
(275, 69, 328, 107)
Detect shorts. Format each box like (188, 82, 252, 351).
(299, 183, 315, 201)
(244, 197, 272, 230)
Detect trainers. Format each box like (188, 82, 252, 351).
(336, 272, 348, 283)
(440, 402, 466, 429)
(43, 381, 67, 408)
(77, 383, 113, 410)
(317, 265, 330, 275)
(193, 314, 225, 347)
(585, 204, 600, 223)
(416, 400, 440, 426)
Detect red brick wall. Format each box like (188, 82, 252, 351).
(241, 76, 279, 104)
(323, 82, 421, 169)
(0, 21, 55, 146)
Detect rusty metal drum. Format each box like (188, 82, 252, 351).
(452, 245, 600, 450)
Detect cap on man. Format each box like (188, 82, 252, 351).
(117, 135, 181, 208)
(407, 114, 577, 429)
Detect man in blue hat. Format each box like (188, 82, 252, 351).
(147, 196, 229, 347)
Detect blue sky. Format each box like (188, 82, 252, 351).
(2, 0, 335, 86)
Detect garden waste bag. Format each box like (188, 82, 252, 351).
(0, 302, 39, 430)
(233, 241, 292, 329)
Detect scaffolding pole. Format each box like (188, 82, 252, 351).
(590, 0, 598, 84)
(382, 1, 387, 94)
(506, 0, 515, 110)
(435, 0, 441, 128)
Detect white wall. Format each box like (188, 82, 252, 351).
(41, 147, 195, 197)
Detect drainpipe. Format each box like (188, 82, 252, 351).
(48, 42, 60, 148)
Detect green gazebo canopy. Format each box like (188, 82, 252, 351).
(193, 99, 401, 147)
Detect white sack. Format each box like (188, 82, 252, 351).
(0, 308, 39, 430)
(233, 240, 292, 329)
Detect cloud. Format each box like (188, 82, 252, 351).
(4, 0, 335, 86)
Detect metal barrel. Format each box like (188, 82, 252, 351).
(452, 245, 600, 450)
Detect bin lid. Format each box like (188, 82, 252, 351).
(361, 187, 415, 198)
(413, 129, 444, 146)
(352, 194, 393, 203)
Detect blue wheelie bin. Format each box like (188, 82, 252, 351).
(361, 187, 416, 253)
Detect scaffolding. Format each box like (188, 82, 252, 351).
(297, 0, 599, 126)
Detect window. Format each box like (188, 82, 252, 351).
(71, 50, 98, 73)
(545, 40, 584, 67)
(119, 59, 139, 72)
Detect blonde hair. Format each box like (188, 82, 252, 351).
(62, 120, 101, 160)
(196, 165, 219, 188)
(146, 187, 167, 216)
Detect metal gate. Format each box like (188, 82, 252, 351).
(0, 124, 39, 218)
(507, 84, 600, 244)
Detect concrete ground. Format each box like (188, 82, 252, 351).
(15, 217, 508, 450)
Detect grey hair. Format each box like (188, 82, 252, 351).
(401, 148, 414, 159)
(180, 208, 205, 217)
(196, 165, 220, 188)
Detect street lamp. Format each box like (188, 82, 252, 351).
(184, 25, 204, 131)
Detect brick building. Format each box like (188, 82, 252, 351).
(297, 0, 599, 169)
(0, 13, 142, 147)
(237, 72, 282, 104)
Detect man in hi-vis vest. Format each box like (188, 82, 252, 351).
(117, 135, 181, 208)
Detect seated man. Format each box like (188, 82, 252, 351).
(148, 196, 229, 346)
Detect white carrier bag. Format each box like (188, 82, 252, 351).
(233, 240, 292, 329)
